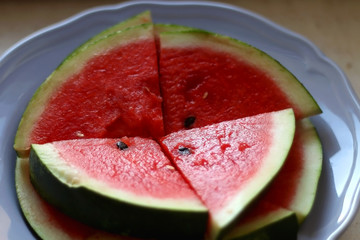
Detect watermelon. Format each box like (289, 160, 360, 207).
(14, 22, 163, 158)
(158, 30, 321, 134)
(13, 11, 323, 240)
(160, 109, 296, 239)
(29, 137, 208, 239)
(222, 118, 322, 239)
(259, 118, 323, 222)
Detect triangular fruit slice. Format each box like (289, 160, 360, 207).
(160, 108, 296, 240)
(222, 118, 322, 239)
(14, 23, 163, 158)
(159, 30, 321, 134)
(260, 118, 323, 223)
(29, 137, 208, 239)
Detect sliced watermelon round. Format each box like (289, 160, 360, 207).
(13, 11, 323, 240)
(158, 30, 321, 133)
(14, 23, 164, 158)
(160, 109, 296, 239)
(29, 137, 208, 239)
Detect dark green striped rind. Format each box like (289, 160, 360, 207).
(29, 145, 208, 239)
(223, 206, 298, 240)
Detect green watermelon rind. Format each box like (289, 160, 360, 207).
(16, 157, 132, 240)
(29, 143, 208, 239)
(285, 118, 323, 223)
(159, 30, 322, 120)
(83, 11, 152, 48)
(223, 206, 298, 240)
(154, 23, 196, 34)
(65, 11, 152, 61)
(14, 23, 155, 158)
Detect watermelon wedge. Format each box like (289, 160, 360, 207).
(222, 118, 322, 239)
(160, 109, 296, 239)
(14, 22, 163, 158)
(259, 118, 323, 222)
(158, 30, 321, 133)
(29, 137, 208, 239)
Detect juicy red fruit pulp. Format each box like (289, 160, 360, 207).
(30, 39, 164, 145)
(160, 113, 273, 214)
(53, 137, 200, 200)
(160, 47, 295, 134)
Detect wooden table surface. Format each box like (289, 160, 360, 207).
(1, 0, 359, 239)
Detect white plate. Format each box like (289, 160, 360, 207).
(0, 1, 359, 239)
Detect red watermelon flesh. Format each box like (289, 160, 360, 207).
(262, 123, 304, 207)
(160, 47, 293, 134)
(29, 33, 163, 145)
(159, 31, 321, 134)
(257, 118, 322, 222)
(28, 137, 208, 238)
(222, 119, 322, 239)
(50, 137, 202, 201)
(160, 109, 295, 239)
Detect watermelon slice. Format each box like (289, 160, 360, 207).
(14, 22, 163, 158)
(222, 118, 322, 239)
(259, 118, 323, 222)
(29, 137, 208, 239)
(160, 109, 296, 239)
(158, 30, 321, 134)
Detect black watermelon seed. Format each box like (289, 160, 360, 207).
(116, 141, 128, 150)
(179, 147, 191, 155)
(184, 116, 196, 128)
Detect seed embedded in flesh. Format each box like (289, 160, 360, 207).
(116, 141, 128, 150)
(184, 116, 196, 128)
(179, 147, 191, 155)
